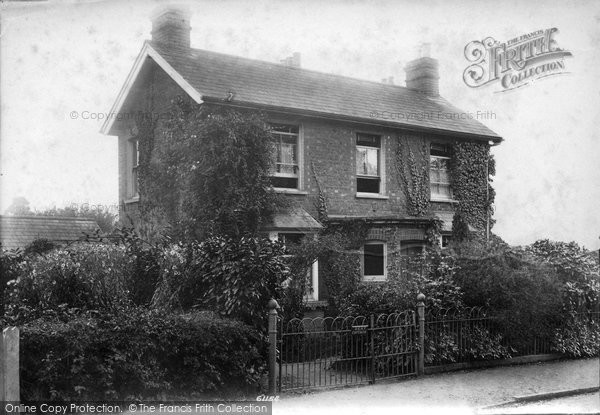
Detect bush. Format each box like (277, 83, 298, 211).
(152, 236, 288, 330)
(20, 309, 267, 400)
(552, 313, 600, 357)
(339, 251, 464, 316)
(2, 243, 133, 325)
(451, 239, 599, 356)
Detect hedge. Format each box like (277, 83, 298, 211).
(19, 309, 267, 401)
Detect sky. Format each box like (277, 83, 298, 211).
(1, 0, 599, 250)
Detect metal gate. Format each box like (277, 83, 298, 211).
(278, 311, 417, 392)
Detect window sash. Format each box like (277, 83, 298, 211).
(356, 146, 379, 177)
(271, 130, 299, 179)
(130, 139, 140, 197)
(362, 242, 386, 280)
(430, 155, 452, 198)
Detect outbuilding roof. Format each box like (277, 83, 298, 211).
(0, 216, 100, 251)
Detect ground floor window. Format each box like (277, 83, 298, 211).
(362, 241, 386, 282)
(440, 234, 451, 249)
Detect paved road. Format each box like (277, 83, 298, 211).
(274, 358, 600, 415)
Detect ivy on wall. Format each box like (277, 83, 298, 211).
(135, 96, 283, 240)
(310, 161, 328, 222)
(450, 141, 496, 239)
(395, 136, 430, 217)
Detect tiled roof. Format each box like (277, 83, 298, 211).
(0, 216, 100, 251)
(150, 42, 501, 141)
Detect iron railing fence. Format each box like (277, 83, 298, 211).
(278, 311, 418, 392)
(274, 304, 600, 392)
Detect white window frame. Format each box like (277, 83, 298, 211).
(356, 133, 386, 197)
(269, 124, 303, 191)
(439, 234, 451, 249)
(430, 154, 453, 201)
(361, 240, 387, 282)
(268, 231, 318, 301)
(128, 137, 140, 199)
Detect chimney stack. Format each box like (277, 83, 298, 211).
(281, 52, 301, 68)
(404, 44, 439, 96)
(151, 5, 191, 49)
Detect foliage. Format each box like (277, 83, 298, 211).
(339, 251, 464, 316)
(138, 98, 283, 240)
(451, 238, 599, 356)
(24, 238, 58, 256)
(151, 236, 288, 330)
(552, 313, 600, 357)
(20, 309, 267, 401)
(4, 196, 33, 215)
(395, 136, 429, 216)
(0, 247, 24, 318)
(450, 142, 495, 238)
(36, 204, 117, 233)
(2, 243, 133, 325)
(425, 324, 512, 365)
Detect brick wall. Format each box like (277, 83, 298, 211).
(114, 61, 473, 230)
(114, 60, 188, 225)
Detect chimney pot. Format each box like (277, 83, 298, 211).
(281, 52, 301, 68)
(151, 5, 191, 49)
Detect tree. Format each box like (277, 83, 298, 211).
(37, 204, 117, 233)
(139, 98, 284, 240)
(5, 197, 33, 215)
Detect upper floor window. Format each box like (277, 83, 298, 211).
(362, 241, 386, 282)
(356, 133, 381, 194)
(270, 124, 299, 189)
(130, 138, 140, 198)
(430, 144, 453, 200)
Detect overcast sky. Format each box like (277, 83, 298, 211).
(1, 0, 599, 250)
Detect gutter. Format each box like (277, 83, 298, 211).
(201, 97, 503, 144)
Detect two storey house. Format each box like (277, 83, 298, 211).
(101, 6, 502, 305)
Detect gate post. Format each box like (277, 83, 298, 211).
(416, 293, 425, 376)
(267, 299, 279, 394)
(1, 327, 20, 403)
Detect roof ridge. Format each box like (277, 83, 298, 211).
(0, 215, 98, 221)
(149, 41, 422, 93)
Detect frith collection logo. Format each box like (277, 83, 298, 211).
(463, 28, 572, 92)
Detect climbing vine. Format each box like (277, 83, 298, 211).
(395, 137, 430, 216)
(135, 96, 282, 240)
(310, 161, 328, 222)
(450, 141, 496, 239)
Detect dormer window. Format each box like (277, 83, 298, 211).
(430, 143, 453, 201)
(270, 124, 300, 190)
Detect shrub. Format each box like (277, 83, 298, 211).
(20, 309, 267, 400)
(339, 251, 464, 316)
(552, 313, 600, 357)
(1, 248, 24, 318)
(2, 243, 132, 325)
(152, 236, 288, 330)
